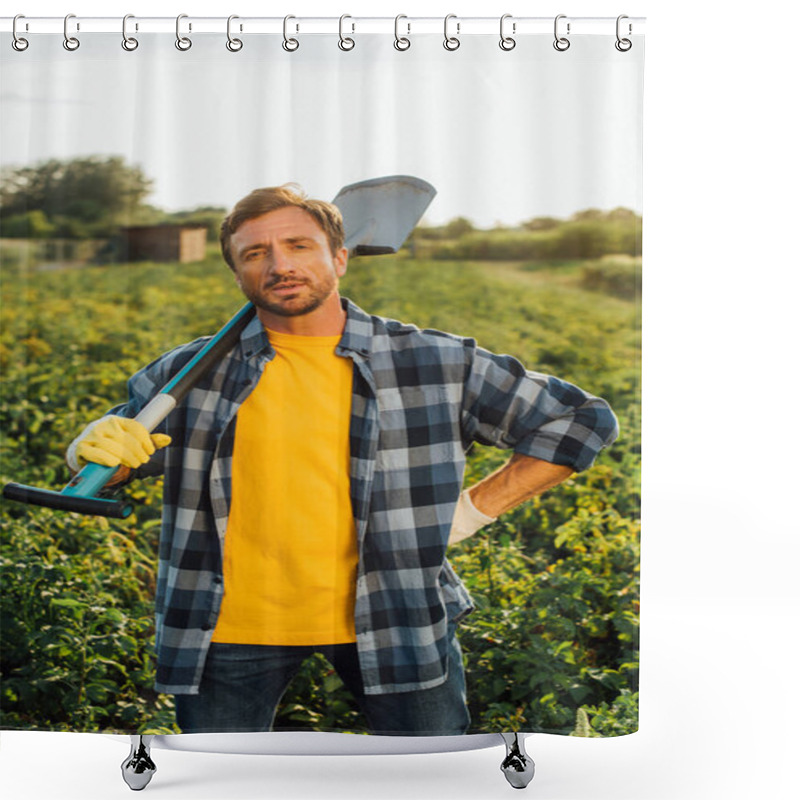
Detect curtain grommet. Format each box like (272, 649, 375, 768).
(338, 15, 355, 51)
(394, 15, 411, 51)
(63, 14, 80, 51)
(226, 15, 243, 52)
(175, 14, 192, 51)
(12, 15, 29, 51)
(443, 14, 460, 51)
(499, 14, 516, 51)
(121, 15, 139, 51)
(553, 14, 570, 52)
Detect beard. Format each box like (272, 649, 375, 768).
(242, 274, 337, 318)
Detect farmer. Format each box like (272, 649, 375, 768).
(66, 184, 618, 736)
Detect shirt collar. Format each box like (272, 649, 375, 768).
(338, 298, 373, 357)
(239, 311, 271, 360)
(237, 297, 373, 360)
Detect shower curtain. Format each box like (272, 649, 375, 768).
(0, 16, 643, 741)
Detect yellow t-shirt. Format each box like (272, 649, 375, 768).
(212, 328, 358, 645)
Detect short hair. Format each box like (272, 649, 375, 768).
(220, 184, 345, 271)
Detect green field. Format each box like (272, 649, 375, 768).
(0, 248, 640, 736)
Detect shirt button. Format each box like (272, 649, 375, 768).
(213, 576, 222, 584)
(201, 623, 212, 631)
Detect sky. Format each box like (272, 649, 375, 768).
(1, 27, 643, 227)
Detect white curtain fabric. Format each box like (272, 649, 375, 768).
(3, 33, 642, 227)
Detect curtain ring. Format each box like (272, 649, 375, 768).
(338, 14, 355, 51)
(12, 15, 29, 51)
(122, 14, 139, 51)
(394, 15, 410, 51)
(226, 15, 243, 51)
(283, 15, 299, 51)
(63, 14, 80, 51)
(176, 14, 192, 51)
(499, 14, 516, 51)
(553, 14, 570, 51)
(443, 14, 460, 51)
(615, 15, 632, 52)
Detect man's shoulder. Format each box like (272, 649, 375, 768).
(381, 318, 473, 352)
(345, 299, 475, 353)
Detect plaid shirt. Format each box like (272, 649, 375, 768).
(113, 299, 618, 696)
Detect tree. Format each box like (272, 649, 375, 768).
(1, 210, 56, 238)
(0, 156, 154, 238)
(443, 216, 475, 238)
(521, 216, 562, 232)
(570, 209, 606, 222)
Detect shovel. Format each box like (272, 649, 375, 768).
(2, 175, 436, 518)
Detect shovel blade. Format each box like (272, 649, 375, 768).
(334, 175, 436, 255)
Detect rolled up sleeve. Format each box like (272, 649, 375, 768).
(460, 345, 619, 472)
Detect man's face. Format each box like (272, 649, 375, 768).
(229, 206, 347, 320)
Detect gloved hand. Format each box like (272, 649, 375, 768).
(66, 416, 171, 471)
(448, 489, 497, 544)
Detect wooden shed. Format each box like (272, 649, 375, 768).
(121, 225, 207, 264)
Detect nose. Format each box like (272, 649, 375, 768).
(265, 246, 295, 277)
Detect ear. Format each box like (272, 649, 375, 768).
(334, 247, 348, 278)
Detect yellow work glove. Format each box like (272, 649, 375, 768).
(66, 416, 171, 471)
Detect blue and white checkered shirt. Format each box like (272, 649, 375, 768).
(114, 299, 618, 696)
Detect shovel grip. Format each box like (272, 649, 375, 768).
(62, 462, 123, 500)
(2, 482, 133, 518)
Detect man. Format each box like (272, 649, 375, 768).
(67, 184, 618, 736)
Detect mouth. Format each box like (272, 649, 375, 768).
(268, 281, 306, 295)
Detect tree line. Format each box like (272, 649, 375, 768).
(2, 157, 641, 260)
(0, 156, 224, 241)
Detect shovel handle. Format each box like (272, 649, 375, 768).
(62, 462, 122, 500)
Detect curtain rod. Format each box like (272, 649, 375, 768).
(2, 16, 646, 37)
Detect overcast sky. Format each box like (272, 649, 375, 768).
(1, 32, 642, 226)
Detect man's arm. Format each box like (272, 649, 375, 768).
(449, 454, 573, 544)
(451, 343, 618, 545)
(468, 453, 574, 519)
(460, 345, 619, 476)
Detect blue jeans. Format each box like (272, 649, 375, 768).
(175, 627, 470, 736)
